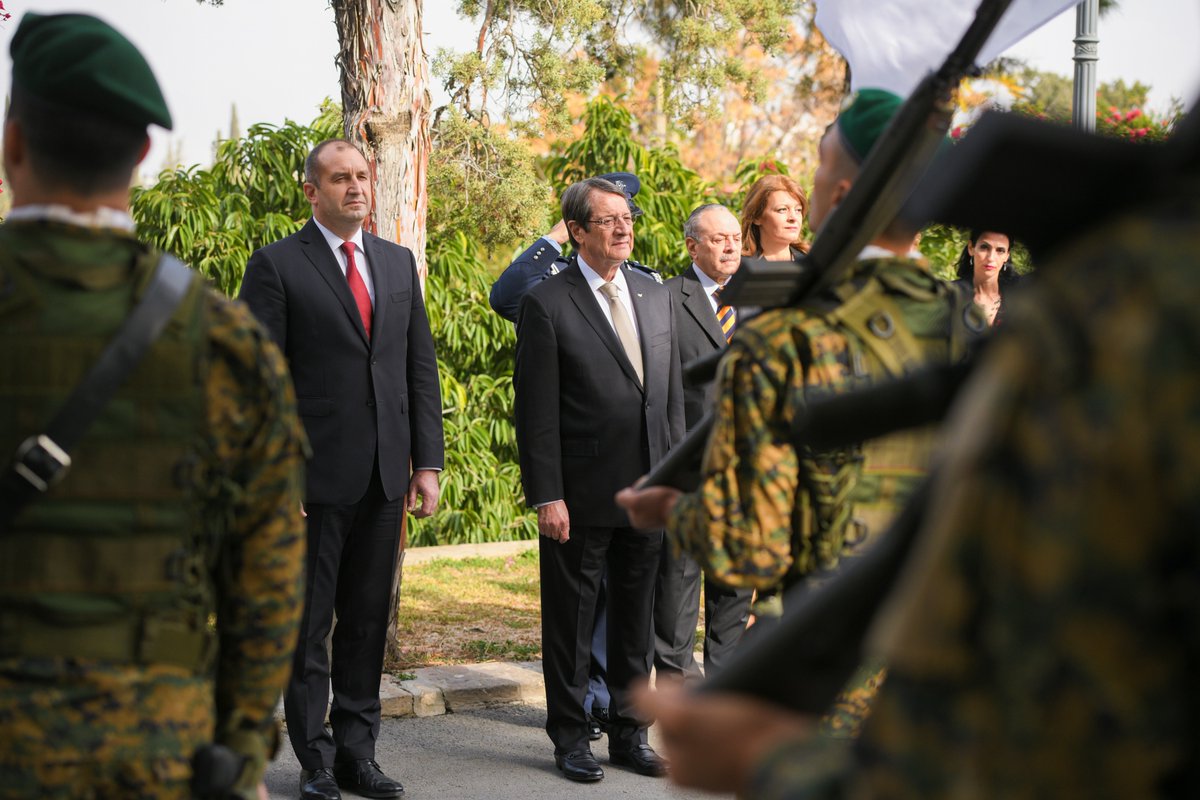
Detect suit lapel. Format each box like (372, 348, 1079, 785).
(680, 269, 725, 348)
(627, 269, 665, 392)
(298, 219, 370, 347)
(565, 264, 643, 390)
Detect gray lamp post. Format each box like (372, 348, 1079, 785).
(1072, 0, 1099, 131)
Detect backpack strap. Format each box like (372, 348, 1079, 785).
(0, 254, 195, 531)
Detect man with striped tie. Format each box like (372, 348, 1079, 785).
(654, 204, 753, 686)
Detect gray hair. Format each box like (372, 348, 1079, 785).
(561, 177, 626, 248)
(682, 203, 728, 241)
(304, 138, 363, 185)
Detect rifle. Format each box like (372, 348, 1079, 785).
(642, 0, 1016, 490)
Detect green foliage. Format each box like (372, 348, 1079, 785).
(412, 231, 537, 546)
(437, 0, 798, 135)
(545, 97, 712, 274)
(131, 102, 341, 295)
(428, 110, 549, 247)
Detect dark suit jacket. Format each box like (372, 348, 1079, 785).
(239, 218, 444, 505)
(666, 266, 728, 433)
(513, 261, 684, 527)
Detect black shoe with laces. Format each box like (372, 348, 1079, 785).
(333, 758, 405, 798)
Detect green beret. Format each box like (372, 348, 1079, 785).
(10, 12, 172, 130)
(836, 88, 902, 164)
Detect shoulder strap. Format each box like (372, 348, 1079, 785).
(0, 254, 196, 531)
(823, 278, 923, 378)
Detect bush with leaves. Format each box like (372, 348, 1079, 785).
(414, 231, 536, 546)
(131, 102, 342, 296)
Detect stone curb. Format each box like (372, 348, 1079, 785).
(275, 660, 546, 722)
(402, 539, 537, 565)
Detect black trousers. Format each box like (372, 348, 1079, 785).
(285, 469, 404, 770)
(539, 525, 662, 755)
(653, 547, 753, 682)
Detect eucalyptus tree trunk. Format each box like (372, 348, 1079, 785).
(332, 0, 431, 281)
(331, 0, 432, 665)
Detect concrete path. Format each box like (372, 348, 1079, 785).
(265, 541, 726, 798)
(265, 698, 726, 799)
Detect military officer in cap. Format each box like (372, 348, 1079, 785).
(0, 12, 306, 799)
(489, 172, 660, 323)
(618, 89, 979, 731)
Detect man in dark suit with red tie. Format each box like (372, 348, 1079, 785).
(655, 204, 753, 685)
(513, 177, 684, 783)
(239, 139, 444, 800)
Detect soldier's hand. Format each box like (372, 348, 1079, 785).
(537, 500, 570, 543)
(615, 483, 681, 531)
(257, 782, 269, 800)
(634, 682, 814, 794)
(547, 219, 570, 246)
(407, 469, 440, 518)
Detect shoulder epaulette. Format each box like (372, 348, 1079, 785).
(627, 259, 663, 284)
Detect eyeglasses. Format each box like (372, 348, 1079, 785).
(588, 214, 636, 229)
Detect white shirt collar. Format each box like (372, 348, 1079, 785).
(858, 244, 922, 261)
(312, 216, 365, 254)
(577, 254, 629, 294)
(7, 204, 136, 233)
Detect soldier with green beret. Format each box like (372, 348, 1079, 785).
(0, 12, 306, 799)
(628, 103, 1200, 800)
(618, 87, 980, 733)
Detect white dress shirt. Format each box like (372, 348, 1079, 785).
(577, 254, 641, 341)
(312, 217, 375, 305)
(691, 263, 727, 314)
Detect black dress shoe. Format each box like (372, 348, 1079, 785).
(299, 767, 341, 800)
(587, 717, 602, 740)
(590, 705, 611, 731)
(554, 750, 604, 782)
(610, 744, 668, 777)
(333, 759, 404, 798)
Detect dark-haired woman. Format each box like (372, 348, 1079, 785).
(954, 230, 1020, 326)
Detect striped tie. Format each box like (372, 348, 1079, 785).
(714, 285, 736, 343)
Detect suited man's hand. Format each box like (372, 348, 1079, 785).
(537, 500, 571, 543)
(615, 484, 681, 531)
(407, 469, 440, 518)
(633, 682, 814, 794)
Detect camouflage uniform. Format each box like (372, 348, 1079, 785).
(0, 218, 307, 799)
(668, 254, 974, 734)
(748, 185, 1200, 798)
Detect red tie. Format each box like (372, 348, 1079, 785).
(340, 241, 372, 339)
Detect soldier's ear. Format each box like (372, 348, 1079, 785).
(830, 178, 854, 212)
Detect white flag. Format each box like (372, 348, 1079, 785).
(815, 0, 1080, 97)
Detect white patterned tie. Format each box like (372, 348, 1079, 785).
(599, 281, 643, 385)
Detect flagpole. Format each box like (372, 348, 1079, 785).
(1072, 0, 1099, 131)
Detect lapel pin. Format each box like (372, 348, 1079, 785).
(636, 293, 643, 298)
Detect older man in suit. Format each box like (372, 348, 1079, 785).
(655, 204, 754, 685)
(239, 139, 444, 800)
(514, 177, 684, 783)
